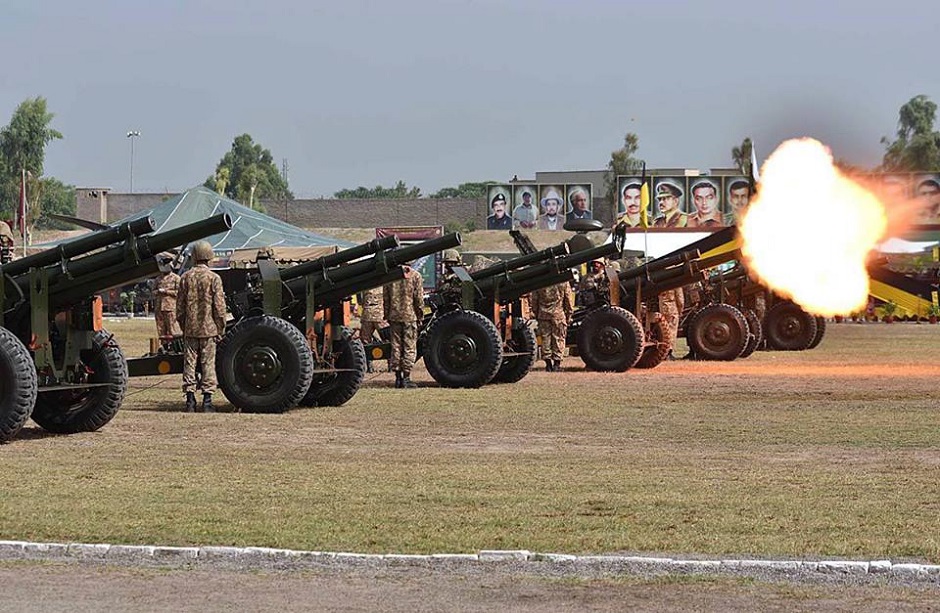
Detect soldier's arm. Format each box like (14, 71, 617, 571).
(212, 275, 227, 335)
(529, 291, 540, 318)
(165, 276, 179, 298)
(563, 285, 574, 318)
(383, 285, 391, 317)
(175, 276, 187, 327)
(412, 277, 424, 320)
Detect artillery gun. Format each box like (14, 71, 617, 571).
(419, 223, 624, 387)
(129, 233, 461, 412)
(0, 213, 233, 443)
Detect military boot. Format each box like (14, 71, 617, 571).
(201, 393, 215, 413)
(401, 373, 417, 389)
(394, 371, 403, 388)
(553, 359, 563, 373)
(366, 360, 375, 374)
(544, 359, 554, 372)
(184, 392, 196, 413)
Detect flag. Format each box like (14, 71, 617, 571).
(639, 182, 650, 228)
(16, 168, 27, 240)
(750, 144, 761, 184)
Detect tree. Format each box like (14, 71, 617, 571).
(334, 180, 422, 199)
(731, 137, 754, 175)
(205, 134, 292, 209)
(31, 177, 77, 229)
(430, 181, 495, 198)
(606, 132, 643, 202)
(881, 95, 940, 171)
(0, 97, 63, 218)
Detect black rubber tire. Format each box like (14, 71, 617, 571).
(424, 310, 503, 388)
(687, 304, 749, 361)
(216, 315, 314, 413)
(299, 333, 367, 407)
(32, 329, 127, 435)
(739, 309, 763, 359)
(491, 322, 537, 384)
(808, 316, 826, 350)
(634, 319, 670, 369)
(764, 301, 819, 351)
(576, 306, 644, 372)
(0, 327, 37, 443)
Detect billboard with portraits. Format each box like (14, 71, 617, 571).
(565, 184, 593, 222)
(512, 184, 539, 229)
(485, 184, 512, 230)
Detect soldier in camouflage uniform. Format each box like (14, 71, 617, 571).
(358, 286, 386, 373)
(384, 265, 424, 388)
(153, 257, 182, 346)
(437, 249, 463, 304)
(529, 281, 573, 372)
(658, 287, 685, 360)
(176, 241, 227, 412)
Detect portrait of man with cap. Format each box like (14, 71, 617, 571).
(618, 178, 644, 228)
(688, 178, 723, 228)
(566, 185, 592, 222)
(652, 178, 689, 228)
(724, 178, 751, 226)
(0, 219, 16, 264)
(537, 186, 565, 231)
(486, 190, 512, 230)
(512, 186, 539, 229)
(916, 175, 940, 222)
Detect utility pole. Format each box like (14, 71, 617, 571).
(127, 130, 141, 193)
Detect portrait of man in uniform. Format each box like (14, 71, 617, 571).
(915, 175, 940, 222)
(652, 178, 689, 228)
(617, 177, 645, 228)
(724, 177, 751, 225)
(512, 185, 539, 229)
(687, 178, 723, 228)
(486, 186, 512, 230)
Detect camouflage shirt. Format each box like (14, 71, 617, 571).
(530, 282, 573, 323)
(176, 264, 227, 338)
(384, 268, 424, 323)
(154, 271, 180, 312)
(359, 286, 385, 322)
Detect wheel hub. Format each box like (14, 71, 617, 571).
(241, 346, 283, 388)
(444, 333, 478, 368)
(779, 317, 802, 339)
(704, 320, 733, 346)
(596, 325, 624, 355)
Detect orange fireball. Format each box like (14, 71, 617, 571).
(740, 138, 888, 316)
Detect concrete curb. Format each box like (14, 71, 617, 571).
(1, 540, 938, 581)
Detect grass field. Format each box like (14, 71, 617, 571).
(2, 320, 938, 563)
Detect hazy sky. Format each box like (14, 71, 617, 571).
(1, 0, 936, 197)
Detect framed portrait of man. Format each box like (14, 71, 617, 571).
(914, 173, 940, 223)
(565, 184, 592, 222)
(537, 185, 565, 231)
(724, 177, 751, 226)
(485, 185, 513, 231)
(686, 178, 723, 228)
(617, 176, 645, 228)
(512, 184, 539, 229)
(651, 177, 689, 228)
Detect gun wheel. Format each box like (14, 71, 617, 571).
(32, 329, 127, 434)
(491, 321, 537, 384)
(739, 309, 763, 359)
(764, 301, 818, 351)
(216, 315, 314, 413)
(424, 310, 503, 388)
(634, 319, 670, 369)
(687, 304, 749, 361)
(299, 332, 367, 407)
(0, 327, 37, 443)
(808, 316, 826, 350)
(576, 306, 644, 372)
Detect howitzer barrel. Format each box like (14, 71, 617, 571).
(47, 214, 233, 308)
(289, 232, 461, 293)
(307, 268, 406, 310)
(692, 248, 742, 273)
(469, 243, 570, 281)
(617, 248, 701, 284)
(280, 235, 400, 283)
(554, 240, 620, 271)
(1, 216, 156, 279)
(624, 270, 707, 301)
(497, 270, 574, 304)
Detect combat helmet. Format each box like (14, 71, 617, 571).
(442, 249, 462, 265)
(191, 240, 214, 263)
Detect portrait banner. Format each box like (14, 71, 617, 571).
(913, 174, 940, 223)
(724, 176, 752, 226)
(651, 176, 689, 229)
(485, 184, 512, 231)
(537, 185, 565, 231)
(687, 177, 723, 228)
(512, 184, 539, 229)
(565, 184, 593, 222)
(617, 176, 646, 228)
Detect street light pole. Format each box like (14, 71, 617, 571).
(126, 130, 141, 193)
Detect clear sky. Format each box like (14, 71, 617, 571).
(1, 0, 936, 197)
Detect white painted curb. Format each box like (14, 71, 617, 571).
(1, 540, 938, 580)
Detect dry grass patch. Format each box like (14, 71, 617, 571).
(1, 320, 938, 561)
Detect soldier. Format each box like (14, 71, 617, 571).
(153, 255, 182, 348)
(658, 286, 685, 360)
(383, 264, 424, 388)
(437, 249, 463, 304)
(529, 280, 573, 372)
(0, 220, 14, 264)
(176, 240, 227, 413)
(358, 285, 386, 373)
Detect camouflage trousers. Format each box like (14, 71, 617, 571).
(156, 311, 182, 338)
(388, 322, 418, 375)
(659, 302, 680, 350)
(753, 292, 767, 323)
(537, 319, 567, 361)
(182, 337, 218, 395)
(360, 320, 383, 344)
